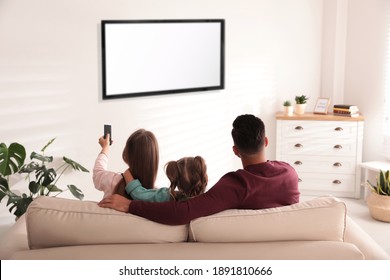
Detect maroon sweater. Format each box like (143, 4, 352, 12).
(128, 161, 300, 225)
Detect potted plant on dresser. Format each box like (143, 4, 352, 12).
(366, 170, 390, 222)
(283, 100, 293, 116)
(294, 95, 309, 115)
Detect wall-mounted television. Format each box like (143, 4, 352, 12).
(101, 19, 225, 99)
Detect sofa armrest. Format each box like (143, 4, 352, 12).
(344, 216, 390, 260)
(0, 215, 29, 260)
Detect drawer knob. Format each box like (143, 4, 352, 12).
(295, 126, 304, 130)
(333, 144, 343, 149)
(294, 143, 303, 148)
(333, 162, 342, 167)
(294, 161, 303, 165)
(333, 180, 341, 184)
(335, 127, 343, 131)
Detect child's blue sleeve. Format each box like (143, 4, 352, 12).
(125, 179, 171, 202)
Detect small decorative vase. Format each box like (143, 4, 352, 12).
(283, 106, 293, 116)
(294, 104, 306, 115)
(367, 192, 390, 222)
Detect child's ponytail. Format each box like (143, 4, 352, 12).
(165, 160, 181, 200)
(192, 156, 208, 197)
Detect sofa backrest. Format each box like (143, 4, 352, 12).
(26, 196, 188, 249)
(189, 196, 347, 242)
(26, 196, 347, 249)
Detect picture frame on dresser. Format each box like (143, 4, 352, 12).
(313, 98, 331, 115)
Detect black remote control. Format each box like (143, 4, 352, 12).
(104, 124, 112, 145)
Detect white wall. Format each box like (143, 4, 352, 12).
(344, 0, 388, 161)
(0, 0, 323, 219)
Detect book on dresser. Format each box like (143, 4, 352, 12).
(333, 104, 359, 110)
(333, 104, 360, 117)
(333, 111, 360, 117)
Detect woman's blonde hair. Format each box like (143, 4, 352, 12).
(165, 156, 208, 201)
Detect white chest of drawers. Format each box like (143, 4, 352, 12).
(276, 112, 364, 198)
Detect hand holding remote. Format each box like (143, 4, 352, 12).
(98, 135, 111, 155)
(104, 124, 112, 145)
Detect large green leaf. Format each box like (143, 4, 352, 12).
(376, 170, 390, 195)
(7, 194, 33, 218)
(28, 181, 41, 194)
(68, 184, 84, 200)
(0, 142, 26, 176)
(36, 167, 56, 187)
(63, 157, 89, 173)
(0, 176, 8, 190)
(0, 177, 9, 202)
(379, 171, 385, 190)
(19, 161, 41, 174)
(385, 170, 390, 195)
(30, 152, 53, 163)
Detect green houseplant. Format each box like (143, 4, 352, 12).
(282, 100, 293, 116)
(294, 95, 309, 115)
(295, 95, 309, 104)
(366, 170, 390, 222)
(0, 138, 89, 218)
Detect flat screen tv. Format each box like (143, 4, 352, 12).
(101, 19, 225, 99)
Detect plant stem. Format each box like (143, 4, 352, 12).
(43, 163, 69, 196)
(53, 189, 68, 197)
(53, 164, 69, 186)
(45, 185, 61, 196)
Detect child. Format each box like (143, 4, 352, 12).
(93, 128, 159, 198)
(124, 156, 208, 202)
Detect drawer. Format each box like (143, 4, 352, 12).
(281, 121, 357, 139)
(281, 155, 356, 174)
(280, 138, 357, 156)
(297, 173, 356, 193)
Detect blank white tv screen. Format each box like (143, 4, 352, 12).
(102, 19, 225, 99)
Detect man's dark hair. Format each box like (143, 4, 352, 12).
(231, 114, 265, 155)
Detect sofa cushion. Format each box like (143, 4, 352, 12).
(189, 196, 346, 242)
(26, 196, 188, 249)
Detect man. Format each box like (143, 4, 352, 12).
(98, 114, 300, 225)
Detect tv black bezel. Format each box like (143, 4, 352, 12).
(101, 19, 225, 100)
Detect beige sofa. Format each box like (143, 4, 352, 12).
(0, 196, 389, 260)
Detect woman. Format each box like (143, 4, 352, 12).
(93, 128, 159, 198)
